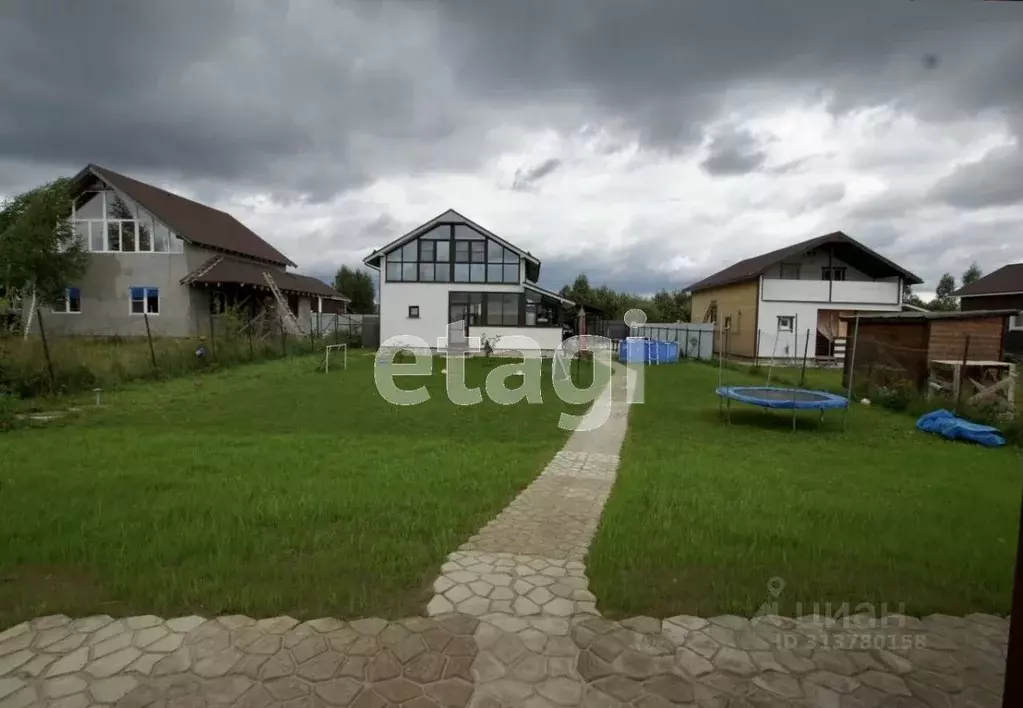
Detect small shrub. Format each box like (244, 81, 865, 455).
(0, 389, 16, 431)
(871, 380, 916, 411)
(480, 335, 496, 359)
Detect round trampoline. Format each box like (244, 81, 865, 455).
(716, 386, 849, 430)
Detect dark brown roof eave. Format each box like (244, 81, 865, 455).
(78, 164, 296, 268)
(952, 263, 1023, 297)
(685, 231, 922, 293)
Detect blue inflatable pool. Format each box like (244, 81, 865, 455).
(619, 338, 680, 364)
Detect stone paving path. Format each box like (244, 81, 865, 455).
(0, 364, 1010, 706)
(427, 366, 632, 621)
(0, 610, 1008, 707)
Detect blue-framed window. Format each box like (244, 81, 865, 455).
(130, 286, 159, 315)
(54, 287, 82, 313)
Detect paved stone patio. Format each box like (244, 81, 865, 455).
(0, 610, 1008, 707)
(0, 365, 1009, 706)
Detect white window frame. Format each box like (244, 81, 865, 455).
(822, 266, 847, 281)
(779, 262, 801, 280)
(53, 287, 82, 314)
(777, 315, 794, 332)
(1009, 314, 1023, 331)
(129, 287, 160, 316)
(71, 189, 178, 254)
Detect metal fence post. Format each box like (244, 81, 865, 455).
(800, 329, 811, 386)
(209, 310, 217, 361)
(144, 312, 157, 371)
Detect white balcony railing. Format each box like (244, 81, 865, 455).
(761, 278, 899, 305)
(832, 280, 900, 304)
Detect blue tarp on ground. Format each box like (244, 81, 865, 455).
(915, 409, 1006, 447)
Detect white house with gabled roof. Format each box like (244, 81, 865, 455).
(362, 209, 574, 355)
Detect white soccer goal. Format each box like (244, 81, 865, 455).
(552, 350, 573, 381)
(323, 344, 348, 373)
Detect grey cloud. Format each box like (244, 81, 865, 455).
(803, 184, 847, 212)
(437, 0, 1023, 150)
(0, 0, 500, 201)
(701, 129, 768, 176)
(2, 0, 1022, 294)
(4, 0, 1021, 204)
(511, 158, 563, 191)
(538, 256, 700, 299)
(930, 146, 1023, 210)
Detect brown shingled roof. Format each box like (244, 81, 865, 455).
(75, 164, 295, 267)
(182, 256, 347, 300)
(953, 263, 1023, 297)
(685, 231, 922, 293)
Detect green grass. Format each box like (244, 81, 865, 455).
(1, 317, 354, 400)
(588, 361, 1021, 618)
(0, 353, 605, 627)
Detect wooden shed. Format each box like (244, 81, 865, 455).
(842, 309, 1018, 394)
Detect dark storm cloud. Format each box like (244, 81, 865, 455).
(4, 0, 1021, 203)
(2, 0, 1022, 296)
(0, 0, 495, 200)
(437, 0, 1023, 149)
(930, 146, 1023, 210)
(511, 158, 563, 191)
(701, 129, 768, 176)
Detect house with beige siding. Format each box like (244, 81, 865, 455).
(686, 232, 921, 361)
(44, 164, 347, 337)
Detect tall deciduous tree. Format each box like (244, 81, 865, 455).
(332, 265, 376, 313)
(961, 261, 983, 288)
(560, 274, 592, 303)
(649, 289, 692, 322)
(0, 177, 89, 338)
(930, 272, 959, 311)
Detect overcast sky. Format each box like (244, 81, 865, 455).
(2, 1, 1021, 296)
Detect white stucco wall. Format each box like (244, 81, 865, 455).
(755, 251, 905, 359)
(756, 299, 902, 359)
(468, 326, 564, 356)
(379, 280, 524, 349)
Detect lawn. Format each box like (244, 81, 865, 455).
(587, 360, 1021, 618)
(0, 352, 604, 627)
